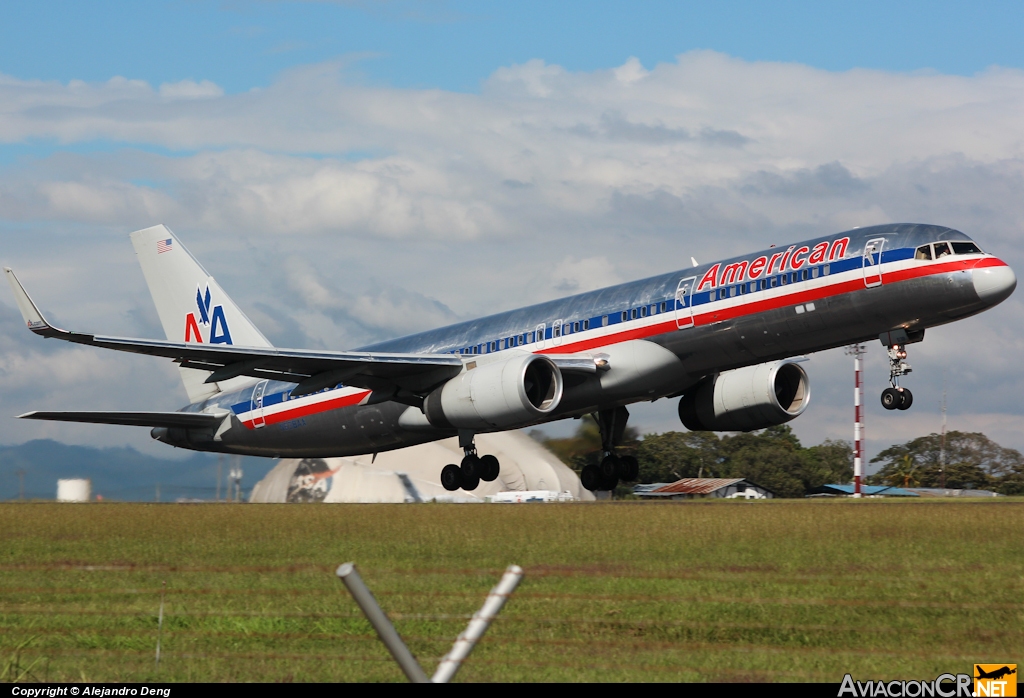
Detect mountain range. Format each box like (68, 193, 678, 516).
(0, 439, 278, 502)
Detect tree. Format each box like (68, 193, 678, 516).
(635, 431, 722, 483)
(799, 438, 854, 492)
(633, 424, 853, 498)
(716, 428, 806, 498)
(869, 431, 1024, 491)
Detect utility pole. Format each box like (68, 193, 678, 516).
(939, 379, 948, 490)
(845, 344, 867, 497)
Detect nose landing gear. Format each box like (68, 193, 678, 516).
(880, 342, 913, 411)
(580, 406, 640, 493)
(440, 431, 501, 492)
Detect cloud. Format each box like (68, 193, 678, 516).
(158, 80, 224, 100)
(2, 51, 1024, 458)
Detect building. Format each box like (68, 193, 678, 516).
(806, 484, 919, 497)
(634, 478, 774, 500)
(56, 478, 91, 502)
(249, 430, 594, 503)
(904, 487, 1002, 498)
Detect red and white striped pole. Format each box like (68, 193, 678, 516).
(846, 344, 866, 497)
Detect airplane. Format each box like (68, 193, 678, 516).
(4, 223, 1016, 493)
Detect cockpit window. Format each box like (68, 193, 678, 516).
(933, 242, 952, 258)
(915, 245, 933, 260)
(952, 241, 982, 255)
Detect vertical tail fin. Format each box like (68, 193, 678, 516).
(130, 225, 273, 403)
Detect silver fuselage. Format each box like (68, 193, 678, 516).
(161, 223, 1014, 457)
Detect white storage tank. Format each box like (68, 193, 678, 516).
(57, 478, 92, 502)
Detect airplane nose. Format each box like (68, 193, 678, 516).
(973, 263, 1016, 305)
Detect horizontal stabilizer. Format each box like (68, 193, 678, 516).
(18, 411, 225, 429)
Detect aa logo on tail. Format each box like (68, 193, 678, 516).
(184, 284, 233, 344)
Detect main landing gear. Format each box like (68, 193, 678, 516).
(880, 342, 913, 411)
(580, 406, 640, 493)
(440, 431, 500, 492)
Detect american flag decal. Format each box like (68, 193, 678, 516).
(157, 238, 173, 254)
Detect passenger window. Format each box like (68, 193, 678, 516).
(811, 267, 819, 279)
(583, 319, 590, 330)
(952, 241, 982, 255)
(823, 265, 830, 275)
(621, 311, 628, 322)
(660, 302, 667, 313)
(602, 315, 609, 326)
(573, 322, 580, 333)
(915, 245, 933, 260)
(934, 242, 952, 258)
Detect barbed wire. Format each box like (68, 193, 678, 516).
(0, 613, 1013, 646)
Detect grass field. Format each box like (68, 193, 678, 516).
(1, 500, 1021, 683)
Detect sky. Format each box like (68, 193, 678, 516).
(2, 0, 1024, 470)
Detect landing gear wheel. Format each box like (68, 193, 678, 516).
(461, 453, 480, 479)
(581, 464, 602, 492)
(479, 454, 500, 482)
(440, 464, 462, 492)
(618, 455, 639, 481)
(600, 454, 620, 479)
(897, 388, 913, 411)
(881, 387, 901, 410)
(461, 471, 480, 491)
(602, 473, 620, 491)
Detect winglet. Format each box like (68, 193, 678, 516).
(3, 267, 65, 337)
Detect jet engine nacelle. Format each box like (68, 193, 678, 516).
(678, 359, 809, 432)
(423, 353, 563, 430)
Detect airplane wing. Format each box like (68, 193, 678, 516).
(5, 268, 603, 401)
(18, 410, 226, 429)
(5, 266, 464, 398)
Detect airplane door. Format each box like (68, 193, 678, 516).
(250, 380, 268, 429)
(863, 238, 886, 288)
(675, 276, 696, 329)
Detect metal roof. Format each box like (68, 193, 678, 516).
(810, 484, 919, 497)
(647, 478, 749, 495)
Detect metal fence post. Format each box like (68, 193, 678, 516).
(336, 562, 430, 683)
(431, 564, 524, 684)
